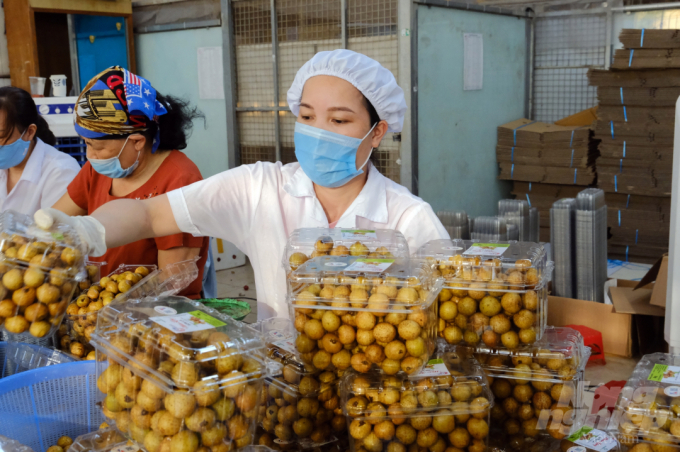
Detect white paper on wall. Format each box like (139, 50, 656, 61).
(463, 33, 483, 91)
(197, 46, 225, 100)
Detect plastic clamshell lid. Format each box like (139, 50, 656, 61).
(114, 258, 199, 303)
(0, 209, 85, 274)
(416, 239, 551, 291)
(90, 296, 265, 392)
(5, 342, 75, 374)
(67, 426, 128, 452)
(266, 373, 337, 400)
(289, 256, 444, 313)
(341, 350, 493, 418)
(615, 353, 680, 445)
(251, 317, 315, 378)
(468, 327, 590, 382)
(285, 228, 410, 270)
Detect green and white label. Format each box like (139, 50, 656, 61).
(344, 258, 395, 273)
(150, 310, 225, 334)
(412, 358, 450, 377)
(341, 229, 377, 239)
(648, 364, 680, 383)
(566, 427, 618, 452)
(463, 243, 510, 257)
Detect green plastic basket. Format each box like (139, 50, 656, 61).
(199, 298, 252, 321)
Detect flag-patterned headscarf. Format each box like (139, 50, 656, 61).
(74, 66, 167, 153)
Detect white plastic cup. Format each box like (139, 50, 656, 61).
(50, 74, 67, 97)
(29, 76, 46, 97)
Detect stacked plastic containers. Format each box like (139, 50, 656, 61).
(469, 327, 590, 444)
(470, 217, 509, 242)
(550, 199, 577, 299)
(416, 239, 551, 350)
(342, 349, 493, 452)
(530, 207, 540, 243)
(575, 188, 608, 303)
(499, 199, 531, 242)
(90, 296, 266, 451)
(67, 426, 127, 452)
(253, 318, 346, 449)
(436, 211, 470, 240)
(613, 353, 680, 451)
(0, 210, 86, 339)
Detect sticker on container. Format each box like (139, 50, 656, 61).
(272, 338, 298, 356)
(463, 243, 510, 257)
(566, 427, 618, 452)
(325, 262, 348, 267)
(647, 364, 680, 383)
(665, 386, 680, 397)
(110, 445, 139, 452)
(154, 306, 177, 315)
(341, 229, 377, 239)
(411, 358, 450, 377)
(443, 246, 463, 251)
(567, 448, 586, 452)
(344, 258, 395, 273)
(149, 311, 226, 334)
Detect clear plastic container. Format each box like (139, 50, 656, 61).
(0, 210, 87, 339)
(288, 256, 443, 375)
(416, 239, 553, 349)
(4, 341, 75, 375)
(59, 264, 157, 360)
(0, 435, 35, 452)
(90, 296, 267, 451)
(114, 258, 200, 304)
(618, 439, 680, 451)
(613, 353, 680, 447)
(73, 260, 106, 298)
(261, 375, 344, 449)
(67, 426, 128, 452)
(465, 327, 590, 442)
(284, 228, 410, 271)
(341, 349, 493, 452)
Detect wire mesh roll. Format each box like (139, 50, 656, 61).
(470, 216, 508, 242)
(499, 199, 530, 241)
(575, 188, 608, 303)
(550, 198, 576, 298)
(530, 207, 539, 243)
(437, 210, 470, 239)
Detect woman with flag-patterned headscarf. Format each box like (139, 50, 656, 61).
(51, 66, 210, 299)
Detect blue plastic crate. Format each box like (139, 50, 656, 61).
(0, 361, 104, 452)
(55, 137, 87, 166)
(0, 342, 5, 378)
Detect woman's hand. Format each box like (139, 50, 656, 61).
(34, 208, 107, 256)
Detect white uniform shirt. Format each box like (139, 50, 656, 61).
(168, 161, 449, 319)
(0, 139, 81, 216)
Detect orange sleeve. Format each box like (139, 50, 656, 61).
(67, 163, 93, 211)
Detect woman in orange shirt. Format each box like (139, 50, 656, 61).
(52, 66, 208, 298)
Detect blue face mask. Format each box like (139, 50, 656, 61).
(0, 131, 31, 170)
(89, 136, 140, 179)
(294, 122, 376, 188)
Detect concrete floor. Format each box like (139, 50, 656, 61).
(216, 261, 258, 323)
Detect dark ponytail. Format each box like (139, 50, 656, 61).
(143, 94, 205, 152)
(0, 87, 56, 146)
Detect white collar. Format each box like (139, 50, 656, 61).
(284, 162, 389, 226)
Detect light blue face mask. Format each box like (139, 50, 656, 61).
(0, 130, 31, 170)
(294, 122, 376, 188)
(89, 136, 140, 179)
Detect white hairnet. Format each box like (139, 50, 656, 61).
(287, 49, 407, 133)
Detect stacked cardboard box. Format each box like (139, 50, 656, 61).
(588, 28, 677, 263)
(497, 119, 597, 185)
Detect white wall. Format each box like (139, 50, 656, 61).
(135, 27, 229, 178)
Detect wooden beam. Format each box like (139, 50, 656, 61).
(5, 0, 39, 91)
(29, 0, 132, 16)
(126, 16, 137, 74)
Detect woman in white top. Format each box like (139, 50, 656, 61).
(36, 50, 449, 319)
(0, 87, 80, 215)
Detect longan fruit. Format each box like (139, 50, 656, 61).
(458, 297, 477, 316)
(304, 319, 325, 340)
(467, 418, 489, 439)
(351, 353, 372, 373)
(357, 328, 375, 346)
(382, 358, 402, 375)
(439, 301, 458, 321)
(56, 437, 73, 449)
(350, 419, 372, 439)
(463, 330, 479, 345)
(366, 344, 386, 363)
(523, 291, 538, 311)
(321, 311, 341, 332)
(375, 420, 396, 440)
(332, 349, 352, 369)
(296, 334, 316, 353)
(501, 293, 522, 315)
(432, 409, 456, 434)
(513, 310, 535, 329)
(356, 311, 377, 330)
(502, 398, 519, 417)
(396, 424, 417, 445)
(479, 296, 501, 317)
(385, 313, 407, 326)
(448, 427, 470, 448)
(501, 331, 520, 349)
(322, 333, 343, 354)
(374, 322, 397, 343)
(401, 356, 422, 375)
(337, 324, 356, 344)
(468, 313, 490, 334)
(384, 341, 406, 360)
(164, 390, 196, 418)
(481, 330, 499, 347)
(444, 325, 463, 344)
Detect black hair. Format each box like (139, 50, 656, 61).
(95, 93, 205, 152)
(0, 87, 56, 146)
(362, 95, 381, 128)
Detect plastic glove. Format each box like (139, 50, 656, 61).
(34, 208, 107, 257)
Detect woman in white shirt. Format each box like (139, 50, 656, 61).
(36, 50, 449, 319)
(0, 87, 80, 215)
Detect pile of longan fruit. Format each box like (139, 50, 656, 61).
(617, 387, 680, 451)
(45, 436, 74, 452)
(0, 234, 83, 338)
(58, 266, 151, 359)
(474, 351, 579, 444)
(96, 325, 265, 452)
(292, 280, 436, 376)
(344, 367, 491, 452)
(288, 238, 396, 270)
(432, 257, 543, 349)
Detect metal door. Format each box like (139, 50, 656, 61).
(74, 15, 129, 92)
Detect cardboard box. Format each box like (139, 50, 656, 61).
(548, 279, 665, 358)
(589, 68, 680, 88)
(635, 254, 669, 308)
(554, 107, 598, 127)
(597, 106, 675, 124)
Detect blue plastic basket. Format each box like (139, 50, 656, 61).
(0, 342, 6, 378)
(0, 361, 104, 452)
